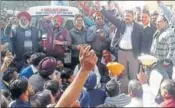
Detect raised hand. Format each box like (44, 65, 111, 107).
(3, 50, 14, 67)
(79, 44, 98, 73)
(137, 72, 148, 85)
(0, 43, 9, 51)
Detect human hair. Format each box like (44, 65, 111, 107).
(106, 79, 120, 97)
(60, 70, 73, 91)
(2, 90, 11, 101)
(60, 70, 73, 82)
(32, 90, 52, 108)
(125, 10, 134, 16)
(23, 50, 33, 61)
(142, 9, 150, 16)
(30, 99, 41, 107)
(93, 11, 104, 21)
(30, 52, 46, 67)
(9, 79, 28, 99)
(44, 80, 60, 96)
(128, 80, 143, 98)
(151, 11, 158, 16)
(161, 14, 168, 23)
(135, 7, 141, 12)
(161, 79, 175, 97)
(74, 14, 83, 21)
(3, 67, 17, 83)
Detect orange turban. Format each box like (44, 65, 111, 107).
(107, 62, 124, 77)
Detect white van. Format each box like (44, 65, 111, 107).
(28, 5, 79, 30)
(28, 6, 79, 64)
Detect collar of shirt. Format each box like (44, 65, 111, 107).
(31, 65, 38, 74)
(143, 23, 151, 28)
(126, 22, 134, 27)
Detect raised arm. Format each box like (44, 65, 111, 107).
(55, 45, 98, 107)
(1, 51, 14, 73)
(78, 1, 91, 16)
(157, 1, 172, 21)
(4, 23, 13, 37)
(101, 7, 122, 28)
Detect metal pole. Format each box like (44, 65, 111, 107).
(0, 0, 2, 107)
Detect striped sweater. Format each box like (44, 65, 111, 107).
(104, 94, 131, 107)
(151, 27, 175, 61)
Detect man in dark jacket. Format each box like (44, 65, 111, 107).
(5, 12, 40, 71)
(49, 15, 71, 64)
(87, 11, 110, 58)
(140, 9, 157, 54)
(69, 14, 87, 69)
(101, 8, 144, 81)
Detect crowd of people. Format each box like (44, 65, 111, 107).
(1, 0, 175, 107)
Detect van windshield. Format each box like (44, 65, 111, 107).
(31, 15, 74, 31)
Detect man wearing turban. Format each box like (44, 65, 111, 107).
(5, 11, 40, 71)
(45, 15, 71, 64)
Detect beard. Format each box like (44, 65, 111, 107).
(19, 21, 29, 29)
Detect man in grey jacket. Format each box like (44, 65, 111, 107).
(151, 14, 175, 79)
(87, 11, 110, 58)
(69, 14, 87, 69)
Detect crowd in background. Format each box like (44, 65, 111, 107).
(1, 0, 175, 107)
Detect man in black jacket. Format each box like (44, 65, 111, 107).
(140, 9, 157, 54)
(101, 7, 144, 83)
(5, 12, 41, 71)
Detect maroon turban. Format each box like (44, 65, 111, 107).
(17, 11, 31, 22)
(53, 15, 64, 25)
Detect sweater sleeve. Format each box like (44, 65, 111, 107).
(101, 8, 122, 28)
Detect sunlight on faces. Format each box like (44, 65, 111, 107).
(19, 16, 30, 29)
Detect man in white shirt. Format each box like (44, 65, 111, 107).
(137, 72, 160, 107)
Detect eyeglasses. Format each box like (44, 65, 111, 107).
(157, 20, 166, 24)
